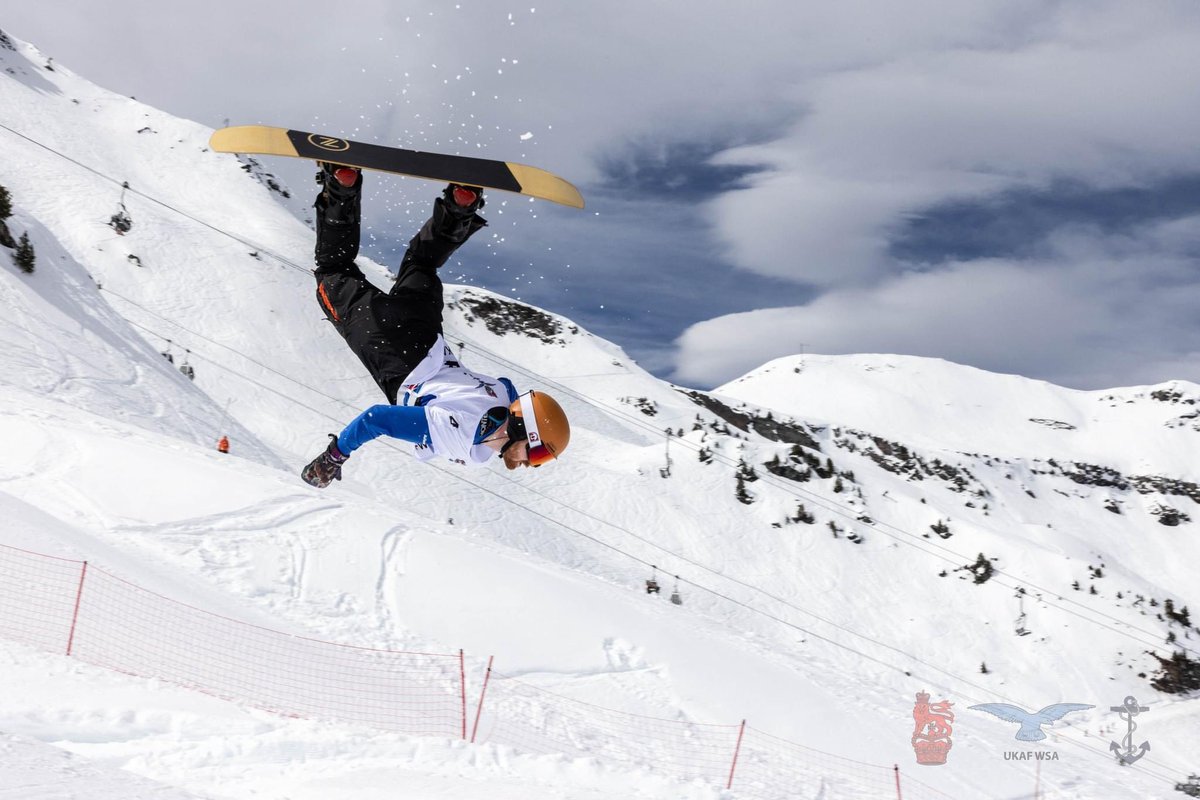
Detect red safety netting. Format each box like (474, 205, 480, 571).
(473, 670, 744, 785)
(0, 542, 966, 798)
(733, 726, 901, 799)
(0, 544, 81, 653)
(0, 543, 465, 737)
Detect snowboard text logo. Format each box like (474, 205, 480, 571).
(911, 691, 954, 765)
(308, 133, 351, 152)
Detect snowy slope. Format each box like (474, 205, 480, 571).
(0, 731, 208, 800)
(2, 28, 1199, 800)
(0, 207, 276, 464)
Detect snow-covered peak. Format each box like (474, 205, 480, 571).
(718, 352, 1200, 476)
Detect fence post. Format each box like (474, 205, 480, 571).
(727, 719, 747, 790)
(894, 763, 903, 800)
(65, 561, 88, 657)
(470, 656, 494, 744)
(460, 649, 467, 739)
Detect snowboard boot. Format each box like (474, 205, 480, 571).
(301, 434, 349, 488)
(447, 184, 484, 214)
(314, 162, 363, 224)
(315, 161, 362, 191)
(431, 183, 487, 243)
(390, 182, 488, 294)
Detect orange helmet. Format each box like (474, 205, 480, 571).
(506, 391, 570, 466)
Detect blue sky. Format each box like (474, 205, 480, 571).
(5, 1, 1200, 390)
(891, 175, 1200, 264)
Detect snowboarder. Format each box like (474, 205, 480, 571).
(301, 163, 570, 488)
(217, 435, 230, 454)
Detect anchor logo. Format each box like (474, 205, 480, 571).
(1109, 696, 1151, 765)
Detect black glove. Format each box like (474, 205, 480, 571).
(301, 435, 349, 488)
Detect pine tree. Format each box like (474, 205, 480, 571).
(735, 474, 754, 505)
(14, 231, 35, 274)
(1150, 651, 1200, 694)
(1164, 599, 1191, 627)
(968, 553, 994, 584)
(0, 185, 13, 250)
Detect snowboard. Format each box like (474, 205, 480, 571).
(209, 125, 585, 209)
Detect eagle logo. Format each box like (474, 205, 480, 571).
(970, 702, 1094, 741)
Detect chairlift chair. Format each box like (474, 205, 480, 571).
(1174, 774, 1200, 797)
(669, 576, 682, 605)
(645, 566, 660, 595)
(179, 349, 195, 381)
(109, 182, 133, 235)
(1014, 589, 1032, 636)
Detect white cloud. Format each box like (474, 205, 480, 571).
(705, 3, 1200, 286)
(674, 218, 1200, 388)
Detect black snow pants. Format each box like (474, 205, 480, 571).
(313, 182, 486, 404)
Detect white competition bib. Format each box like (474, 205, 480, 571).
(397, 336, 516, 466)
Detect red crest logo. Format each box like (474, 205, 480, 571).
(912, 691, 955, 765)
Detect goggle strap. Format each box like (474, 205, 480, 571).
(518, 392, 543, 450)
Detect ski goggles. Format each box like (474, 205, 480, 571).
(505, 392, 558, 467)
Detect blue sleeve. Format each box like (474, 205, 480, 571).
(337, 405, 431, 455)
(498, 377, 519, 404)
